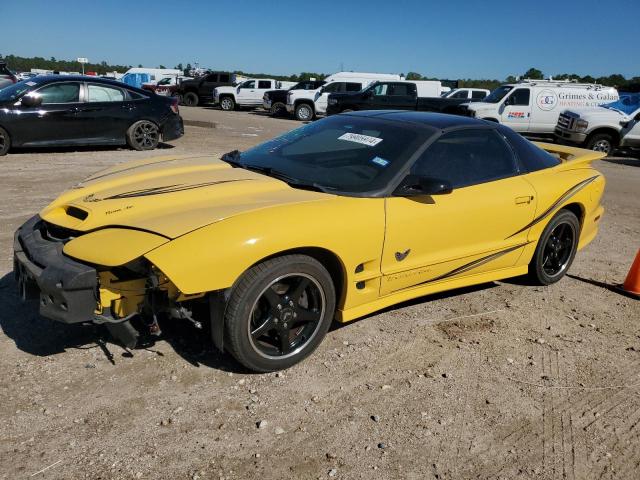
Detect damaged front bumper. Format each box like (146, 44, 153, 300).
(14, 215, 99, 324)
(14, 215, 213, 349)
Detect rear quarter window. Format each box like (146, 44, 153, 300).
(499, 125, 560, 172)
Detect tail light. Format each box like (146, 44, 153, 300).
(170, 98, 179, 115)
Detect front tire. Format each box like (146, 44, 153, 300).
(270, 102, 286, 116)
(183, 92, 199, 107)
(586, 133, 615, 156)
(0, 126, 10, 156)
(126, 120, 160, 151)
(528, 210, 580, 285)
(294, 103, 314, 121)
(220, 96, 235, 111)
(224, 255, 336, 372)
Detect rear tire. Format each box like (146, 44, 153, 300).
(528, 210, 580, 285)
(0, 126, 10, 156)
(295, 103, 314, 121)
(586, 133, 615, 156)
(224, 254, 336, 372)
(183, 92, 199, 107)
(220, 96, 235, 111)
(126, 120, 160, 151)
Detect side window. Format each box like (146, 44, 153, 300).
(389, 83, 413, 96)
(242, 80, 256, 89)
(411, 129, 517, 188)
(345, 82, 362, 92)
(451, 90, 469, 99)
(373, 83, 389, 96)
(258, 80, 272, 89)
(219, 73, 230, 83)
(36, 83, 80, 104)
(205, 74, 219, 82)
(506, 88, 530, 106)
(87, 84, 125, 102)
(322, 82, 342, 93)
(127, 90, 146, 100)
(472, 90, 487, 99)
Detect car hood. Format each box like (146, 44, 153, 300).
(40, 155, 332, 239)
(564, 107, 628, 121)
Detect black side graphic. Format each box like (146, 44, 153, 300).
(506, 175, 599, 239)
(83, 179, 251, 202)
(395, 249, 411, 262)
(390, 242, 531, 293)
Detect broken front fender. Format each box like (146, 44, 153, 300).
(63, 228, 169, 267)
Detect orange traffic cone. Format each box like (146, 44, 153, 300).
(621, 249, 640, 298)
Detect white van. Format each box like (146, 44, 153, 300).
(465, 79, 619, 135)
(120, 68, 182, 89)
(286, 71, 404, 121)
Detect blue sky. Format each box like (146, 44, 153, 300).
(1, 0, 638, 79)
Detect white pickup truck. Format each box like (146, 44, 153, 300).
(554, 93, 640, 155)
(285, 71, 404, 121)
(214, 79, 295, 111)
(442, 88, 489, 100)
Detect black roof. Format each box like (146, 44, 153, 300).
(343, 110, 489, 130)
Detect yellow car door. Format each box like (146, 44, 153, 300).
(380, 128, 536, 295)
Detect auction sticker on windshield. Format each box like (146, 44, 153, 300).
(338, 132, 383, 147)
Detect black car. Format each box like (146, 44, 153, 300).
(176, 71, 236, 106)
(325, 80, 471, 116)
(262, 80, 326, 116)
(0, 76, 184, 156)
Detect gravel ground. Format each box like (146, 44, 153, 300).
(0, 107, 639, 480)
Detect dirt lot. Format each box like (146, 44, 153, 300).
(1, 107, 639, 480)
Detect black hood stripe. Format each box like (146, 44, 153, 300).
(506, 175, 599, 239)
(83, 179, 252, 202)
(389, 242, 531, 294)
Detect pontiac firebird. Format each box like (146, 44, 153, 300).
(13, 111, 605, 372)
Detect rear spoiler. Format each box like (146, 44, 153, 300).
(534, 142, 606, 168)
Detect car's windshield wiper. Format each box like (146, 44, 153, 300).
(243, 164, 334, 193)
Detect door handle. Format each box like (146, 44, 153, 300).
(515, 195, 534, 205)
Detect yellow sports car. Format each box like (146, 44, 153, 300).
(14, 112, 605, 371)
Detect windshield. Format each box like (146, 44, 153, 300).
(157, 78, 172, 85)
(0, 79, 35, 102)
(601, 93, 640, 115)
(483, 86, 513, 103)
(234, 115, 426, 194)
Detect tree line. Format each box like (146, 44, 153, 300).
(3, 55, 638, 91)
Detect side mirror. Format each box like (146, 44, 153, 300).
(635, 112, 640, 121)
(393, 175, 452, 197)
(318, 86, 325, 94)
(21, 94, 42, 108)
(236, 86, 241, 93)
(364, 90, 374, 98)
(620, 120, 630, 128)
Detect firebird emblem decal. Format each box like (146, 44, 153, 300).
(395, 249, 411, 261)
(83, 179, 252, 202)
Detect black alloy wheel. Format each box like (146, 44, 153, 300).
(541, 222, 575, 277)
(127, 120, 160, 151)
(248, 273, 325, 359)
(224, 254, 335, 372)
(528, 209, 580, 285)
